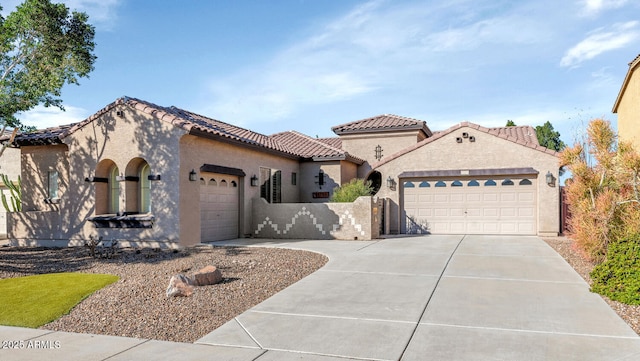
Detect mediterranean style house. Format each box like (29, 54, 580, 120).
(6, 96, 560, 247)
(613, 53, 640, 149)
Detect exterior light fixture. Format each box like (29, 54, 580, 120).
(250, 174, 259, 187)
(387, 176, 396, 189)
(189, 169, 197, 182)
(546, 171, 555, 187)
(316, 170, 325, 188)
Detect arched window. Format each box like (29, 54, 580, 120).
(501, 179, 514, 186)
(419, 181, 430, 187)
(468, 180, 480, 186)
(404, 181, 415, 188)
(124, 158, 151, 214)
(484, 180, 497, 186)
(519, 179, 533, 185)
(435, 181, 447, 187)
(109, 165, 120, 214)
(451, 180, 463, 187)
(139, 163, 151, 213)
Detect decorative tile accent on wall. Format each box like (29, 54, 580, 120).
(254, 206, 366, 237)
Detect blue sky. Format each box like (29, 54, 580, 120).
(2, 0, 640, 144)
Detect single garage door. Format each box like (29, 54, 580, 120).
(200, 173, 239, 242)
(403, 177, 536, 235)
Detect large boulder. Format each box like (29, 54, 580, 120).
(166, 274, 194, 297)
(192, 265, 223, 286)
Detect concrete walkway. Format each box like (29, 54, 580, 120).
(2, 235, 640, 360)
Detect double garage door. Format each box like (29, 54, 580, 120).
(200, 173, 239, 242)
(403, 177, 536, 235)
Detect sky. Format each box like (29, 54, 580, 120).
(2, 0, 640, 145)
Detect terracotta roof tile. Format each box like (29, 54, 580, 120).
(270, 131, 363, 164)
(14, 97, 296, 156)
(372, 122, 555, 169)
(332, 114, 432, 136)
(317, 137, 342, 149)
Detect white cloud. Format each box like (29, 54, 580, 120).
(15, 105, 88, 130)
(579, 0, 629, 16)
(560, 21, 640, 67)
(205, 0, 552, 125)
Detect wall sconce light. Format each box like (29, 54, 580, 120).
(546, 171, 556, 187)
(189, 169, 197, 182)
(250, 174, 258, 187)
(316, 170, 325, 188)
(386, 176, 396, 189)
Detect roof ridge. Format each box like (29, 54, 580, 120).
(372, 121, 555, 169)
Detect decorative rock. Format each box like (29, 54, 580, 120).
(192, 265, 223, 286)
(166, 274, 194, 297)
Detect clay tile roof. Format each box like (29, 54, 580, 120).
(13, 97, 297, 157)
(613, 53, 640, 113)
(317, 137, 342, 149)
(372, 121, 555, 169)
(270, 131, 363, 164)
(331, 114, 432, 136)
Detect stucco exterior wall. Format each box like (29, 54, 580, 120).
(252, 196, 380, 240)
(299, 161, 341, 203)
(373, 126, 560, 236)
(339, 130, 425, 177)
(11, 105, 188, 247)
(617, 68, 640, 149)
(179, 134, 300, 246)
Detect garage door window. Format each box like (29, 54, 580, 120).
(484, 180, 497, 186)
(404, 181, 415, 188)
(519, 179, 532, 185)
(452, 180, 463, 187)
(435, 181, 447, 187)
(502, 179, 514, 186)
(419, 181, 430, 187)
(468, 180, 480, 186)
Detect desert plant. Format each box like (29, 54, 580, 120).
(559, 119, 640, 262)
(330, 178, 373, 202)
(590, 237, 640, 305)
(0, 173, 21, 212)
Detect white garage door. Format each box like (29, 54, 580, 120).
(403, 177, 536, 235)
(200, 173, 239, 242)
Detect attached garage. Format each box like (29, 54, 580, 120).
(199, 164, 245, 242)
(401, 168, 540, 235)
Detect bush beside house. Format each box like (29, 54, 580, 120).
(560, 118, 640, 304)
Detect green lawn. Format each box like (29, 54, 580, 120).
(0, 273, 119, 328)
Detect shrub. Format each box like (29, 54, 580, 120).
(330, 178, 373, 202)
(560, 119, 640, 262)
(590, 238, 640, 305)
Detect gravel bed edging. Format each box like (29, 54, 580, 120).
(0, 244, 328, 343)
(542, 236, 640, 335)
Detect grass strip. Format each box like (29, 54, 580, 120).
(0, 272, 119, 328)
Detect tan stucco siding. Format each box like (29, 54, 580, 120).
(299, 161, 342, 203)
(373, 127, 560, 236)
(179, 134, 300, 245)
(21, 145, 69, 212)
(339, 131, 424, 177)
(618, 68, 640, 149)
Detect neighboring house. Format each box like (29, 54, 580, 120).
(614, 53, 640, 148)
(8, 96, 560, 247)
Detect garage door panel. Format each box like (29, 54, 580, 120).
(200, 173, 239, 242)
(404, 176, 536, 235)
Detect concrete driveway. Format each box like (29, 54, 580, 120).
(2, 235, 640, 360)
(198, 235, 640, 360)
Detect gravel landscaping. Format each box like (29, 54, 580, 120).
(1, 236, 638, 343)
(0, 244, 327, 343)
(543, 236, 640, 335)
